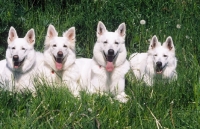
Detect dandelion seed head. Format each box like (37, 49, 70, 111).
(140, 20, 146, 25)
(70, 112, 74, 117)
(176, 24, 181, 29)
(186, 35, 189, 39)
(88, 108, 92, 113)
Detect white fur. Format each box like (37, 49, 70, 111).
(129, 35, 177, 86)
(39, 24, 80, 97)
(0, 27, 43, 92)
(76, 21, 130, 103)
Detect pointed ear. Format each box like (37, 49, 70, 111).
(7, 26, 18, 44)
(116, 23, 126, 37)
(24, 29, 35, 45)
(63, 27, 76, 50)
(46, 24, 58, 39)
(163, 36, 174, 51)
(96, 21, 107, 37)
(63, 27, 76, 41)
(149, 35, 161, 50)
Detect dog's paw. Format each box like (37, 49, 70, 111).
(71, 90, 80, 98)
(115, 92, 129, 103)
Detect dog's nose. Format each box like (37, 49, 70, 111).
(156, 61, 162, 67)
(13, 55, 19, 61)
(108, 49, 114, 56)
(57, 51, 63, 57)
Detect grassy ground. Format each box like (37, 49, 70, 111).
(0, 0, 200, 128)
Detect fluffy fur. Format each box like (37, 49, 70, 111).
(0, 27, 43, 92)
(76, 21, 130, 103)
(129, 35, 177, 86)
(39, 24, 80, 97)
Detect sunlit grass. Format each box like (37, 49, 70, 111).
(0, 0, 199, 128)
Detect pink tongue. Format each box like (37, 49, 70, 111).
(14, 66, 19, 69)
(56, 62, 63, 70)
(14, 62, 19, 69)
(106, 61, 114, 72)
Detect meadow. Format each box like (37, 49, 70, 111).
(0, 0, 200, 128)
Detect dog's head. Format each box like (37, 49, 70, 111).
(6, 27, 35, 71)
(94, 21, 126, 72)
(44, 24, 76, 71)
(148, 35, 175, 74)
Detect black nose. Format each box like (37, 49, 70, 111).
(57, 51, 63, 57)
(108, 49, 114, 56)
(156, 61, 162, 67)
(13, 55, 19, 61)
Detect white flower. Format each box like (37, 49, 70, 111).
(176, 24, 181, 29)
(88, 108, 93, 113)
(186, 35, 189, 39)
(140, 20, 146, 25)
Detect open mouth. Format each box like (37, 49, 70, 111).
(156, 67, 163, 74)
(103, 50, 118, 72)
(54, 56, 64, 70)
(156, 63, 167, 74)
(13, 58, 25, 69)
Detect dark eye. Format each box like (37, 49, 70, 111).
(103, 41, 107, 44)
(22, 47, 25, 50)
(163, 54, 168, 57)
(63, 45, 67, 48)
(154, 54, 157, 56)
(115, 42, 119, 44)
(12, 47, 15, 49)
(53, 44, 56, 47)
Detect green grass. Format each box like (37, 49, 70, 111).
(0, 0, 200, 128)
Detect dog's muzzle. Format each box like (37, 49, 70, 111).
(104, 49, 117, 62)
(156, 61, 167, 74)
(103, 49, 118, 72)
(54, 51, 64, 70)
(55, 51, 63, 63)
(13, 55, 25, 69)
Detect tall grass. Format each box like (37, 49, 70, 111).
(0, 0, 200, 128)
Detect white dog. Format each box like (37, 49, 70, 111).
(39, 24, 80, 97)
(76, 21, 130, 103)
(129, 35, 177, 86)
(0, 27, 43, 92)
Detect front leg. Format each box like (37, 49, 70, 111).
(63, 76, 80, 97)
(2, 67, 14, 91)
(109, 69, 128, 103)
(143, 74, 153, 86)
(89, 62, 108, 93)
(162, 67, 177, 80)
(62, 65, 80, 97)
(110, 77, 128, 103)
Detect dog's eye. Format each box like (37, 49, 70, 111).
(22, 47, 25, 50)
(154, 54, 157, 56)
(103, 41, 107, 44)
(12, 47, 15, 49)
(163, 54, 168, 57)
(115, 42, 119, 44)
(53, 44, 57, 47)
(63, 45, 67, 48)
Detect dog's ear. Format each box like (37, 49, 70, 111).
(97, 21, 107, 37)
(116, 23, 126, 37)
(163, 36, 174, 51)
(149, 35, 161, 50)
(7, 26, 18, 44)
(63, 27, 76, 50)
(63, 27, 75, 41)
(46, 24, 58, 39)
(25, 29, 35, 45)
